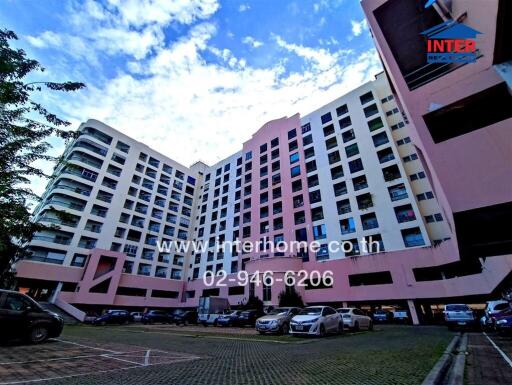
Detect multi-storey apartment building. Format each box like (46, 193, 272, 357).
(14, 3, 512, 322)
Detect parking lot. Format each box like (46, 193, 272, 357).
(1, 324, 455, 385)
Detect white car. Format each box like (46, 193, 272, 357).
(482, 300, 510, 329)
(336, 308, 373, 331)
(290, 306, 342, 336)
(130, 312, 143, 322)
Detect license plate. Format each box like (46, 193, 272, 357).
(260, 325, 267, 329)
(457, 322, 467, 325)
(295, 325, 303, 331)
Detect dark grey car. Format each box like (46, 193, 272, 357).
(0, 289, 64, 343)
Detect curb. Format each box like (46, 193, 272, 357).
(421, 333, 463, 385)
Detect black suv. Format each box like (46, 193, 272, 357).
(0, 289, 64, 343)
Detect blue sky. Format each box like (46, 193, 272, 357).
(1, 0, 381, 194)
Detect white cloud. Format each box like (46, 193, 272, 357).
(351, 19, 368, 37)
(242, 36, 263, 48)
(55, 30, 381, 177)
(238, 3, 250, 12)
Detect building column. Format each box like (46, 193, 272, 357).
(407, 299, 420, 325)
(50, 282, 63, 304)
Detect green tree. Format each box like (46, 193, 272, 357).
(278, 286, 305, 307)
(0, 29, 85, 286)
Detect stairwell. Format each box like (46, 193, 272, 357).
(39, 302, 81, 325)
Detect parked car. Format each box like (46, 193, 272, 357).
(444, 304, 475, 329)
(168, 309, 186, 323)
(216, 310, 242, 327)
(84, 311, 99, 324)
(482, 300, 510, 329)
(256, 307, 301, 334)
(337, 308, 373, 331)
(392, 309, 409, 323)
(93, 310, 130, 326)
(237, 309, 264, 327)
(496, 314, 512, 334)
(290, 306, 342, 337)
(372, 310, 392, 323)
(142, 310, 171, 324)
(130, 312, 143, 322)
(174, 311, 198, 325)
(198, 296, 230, 326)
(0, 289, 64, 343)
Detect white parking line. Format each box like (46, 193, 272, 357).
(483, 332, 512, 368)
(55, 338, 119, 353)
(101, 354, 144, 366)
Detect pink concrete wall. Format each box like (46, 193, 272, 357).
(239, 115, 314, 261)
(361, 0, 512, 230)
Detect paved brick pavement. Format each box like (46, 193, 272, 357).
(0, 325, 452, 385)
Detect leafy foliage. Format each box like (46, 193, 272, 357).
(278, 286, 305, 308)
(0, 29, 85, 286)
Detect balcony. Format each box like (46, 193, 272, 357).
(388, 184, 408, 201)
(81, 127, 113, 145)
(73, 139, 108, 156)
(62, 166, 98, 182)
(78, 237, 97, 249)
(46, 198, 85, 212)
(53, 181, 91, 197)
(32, 234, 72, 245)
(68, 152, 103, 169)
(382, 165, 401, 182)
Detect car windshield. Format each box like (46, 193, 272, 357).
(268, 308, 289, 315)
(495, 303, 509, 311)
(299, 308, 322, 315)
(446, 305, 469, 311)
(337, 309, 350, 313)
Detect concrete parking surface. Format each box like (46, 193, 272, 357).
(466, 331, 512, 385)
(0, 325, 453, 385)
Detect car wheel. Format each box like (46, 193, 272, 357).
(258, 331, 265, 335)
(319, 324, 326, 337)
(368, 321, 373, 331)
(353, 321, 360, 332)
(338, 322, 344, 335)
(184, 320, 189, 326)
(29, 325, 49, 343)
(281, 323, 289, 335)
(213, 320, 218, 327)
(101, 321, 106, 326)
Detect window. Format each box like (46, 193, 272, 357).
(323, 124, 335, 137)
(301, 123, 311, 134)
(424, 82, 512, 143)
(294, 211, 306, 225)
(349, 271, 392, 286)
(328, 151, 341, 165)
(306, 160, 317, 173)
(368, 117, 384, 132)
(309, 190, 321, 204)
(389, 183, 408, 201)
(352, 175, 368, 191)
(403, 153, 418, 162)
(363, 104, 379, 118)
(417, 191, 434, 201)
(245, 151, 252, 161)
(372, 132, 389, 147)
(307, 174, 319, 188)
(336, 104, 348, 116)
(383, 165, 401, 182)
(331, 165, 344, 180)
(311, 207, 324, 221)
(361, 213, 378, 230)
(290, 166, 301, 178)
(313, 224, 327, 240)
(288, 128, 297, 140)
(348, 158, 364, 174)
(394, 204, 416, 223)
(321, 112, 332, 124)
(340, 217, 356, 234)
(260, 143, 267, 153)
(333, 181, 347, 197)
(304, 147, 315, 159)
(271, 137, 279, 147)
(342, 129, 355, 143)
(345, 143, 359, 158)
(292, 180, 302, 192)
(325, 137, 337, 151)
(336, 199, 351, 214)
(289, 152, 299, 164)
(356, 193, 373, 210)
(377, 147, 395, 164)
(316, 244, 329, 261)
(360, 91, 374, 105)
(339, 116, 352, 129)
(303, 134, 313, 146)
(396, 137, 411, 146)
(401, 227, 425, 247)
(288, 140, 298, 152)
